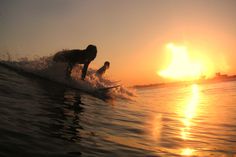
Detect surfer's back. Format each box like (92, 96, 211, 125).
(53, 45, 97, 64)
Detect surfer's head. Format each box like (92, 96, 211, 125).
(104, 61, 110, 69)
(86, 45, 97, 61)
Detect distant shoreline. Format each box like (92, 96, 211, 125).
(133, 74, 236, 89)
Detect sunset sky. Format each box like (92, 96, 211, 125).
(1, 0, 236, 85)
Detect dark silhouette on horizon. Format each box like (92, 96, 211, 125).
(96, 61, 110, 77)
(53, 45, 97, 80)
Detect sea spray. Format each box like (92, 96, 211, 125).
(0, 53, 135, 100)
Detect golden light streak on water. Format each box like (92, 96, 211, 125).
(180, 84, 200, 155)
(181, 148, 195, 156)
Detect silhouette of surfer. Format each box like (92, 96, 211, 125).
(53, 45, 97, 80)
(96, 61, 110, 77)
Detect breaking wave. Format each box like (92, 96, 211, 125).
(0, 53, 135, 100)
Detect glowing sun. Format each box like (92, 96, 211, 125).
(158, 43, 207, 81)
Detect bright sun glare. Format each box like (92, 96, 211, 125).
(158, 43, 207, 81)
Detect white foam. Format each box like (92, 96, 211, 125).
(0, 54, 135, 100)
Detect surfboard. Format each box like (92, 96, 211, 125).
(0, 61, 117, 99)
(97, 85, 120, 91)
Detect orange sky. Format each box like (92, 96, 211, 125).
(1, 0, 236, 85)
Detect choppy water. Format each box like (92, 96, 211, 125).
(0, 65, 236, 157)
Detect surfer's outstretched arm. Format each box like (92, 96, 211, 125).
(81, 62, 90, 80)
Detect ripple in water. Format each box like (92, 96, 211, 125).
(0, 65, 236, 156)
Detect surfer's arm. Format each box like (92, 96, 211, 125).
(81, 62, 90, 80)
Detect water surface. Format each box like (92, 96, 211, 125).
(0, 66, 236, 156)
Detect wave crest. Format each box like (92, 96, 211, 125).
(0, 53, 135, 100)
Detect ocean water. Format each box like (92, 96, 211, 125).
(0, 65, 236, 157)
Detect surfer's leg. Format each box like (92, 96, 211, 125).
(81, 62, 90, 80)
(66, 63, 72, 79)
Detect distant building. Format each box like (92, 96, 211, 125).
(215, 72, 228, 79)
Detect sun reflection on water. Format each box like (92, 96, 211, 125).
(181, 148, 195, 156)
(180, 84, 200, 156)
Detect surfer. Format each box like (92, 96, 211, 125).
(53, 45, 97, 80)
(96, 61, 110, 77)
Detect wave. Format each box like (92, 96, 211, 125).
(0, 53, 135, 100)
